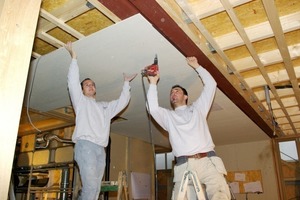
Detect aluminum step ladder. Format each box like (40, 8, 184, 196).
(177, 170, 206, 200)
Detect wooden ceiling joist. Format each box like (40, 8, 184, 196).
(262, 0, 300, 109)
(215, 12, 300, 50)
(40, 8, 85, 39)
(39, 0, 91, 33)
(87, 0, 121, 23)
(36, 31, 64, 48)
(183, 0, 252, 20)
(232, 44, 300, 72)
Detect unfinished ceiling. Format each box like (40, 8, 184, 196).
(19, 0, 300, 149)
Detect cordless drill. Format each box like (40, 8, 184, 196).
(142, 55, 158, 76)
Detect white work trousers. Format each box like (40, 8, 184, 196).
(172, 156, 231, 200)
(75, 140, 106, 200)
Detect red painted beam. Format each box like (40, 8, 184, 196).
(98, 0, 138, 19)
(98, 0, 274, 138)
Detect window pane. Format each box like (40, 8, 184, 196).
(279, 141, 298, 161)
(166, 153, 175, 169)
(156, 153, 165, 170)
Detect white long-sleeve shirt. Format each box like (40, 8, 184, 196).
(147, 66, 217, 157)
(68, 59, 131, 147)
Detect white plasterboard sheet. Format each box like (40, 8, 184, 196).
(24, 14, 268, 147)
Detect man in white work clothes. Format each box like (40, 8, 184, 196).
(64, 41, 137, 200)
(146, 56, 231, 200)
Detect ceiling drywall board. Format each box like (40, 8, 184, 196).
(208, 90, 269, 145)
(25, 14, 268, 147)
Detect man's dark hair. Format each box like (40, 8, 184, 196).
(171, 85, 188, 104)
(80, 78, 95, 90)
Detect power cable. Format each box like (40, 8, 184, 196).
(141, 74, 158, 200)
(26, 56, 42, 133)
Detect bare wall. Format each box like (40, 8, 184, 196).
(109, 132, 155, 200)
(215, 140, 279, 200)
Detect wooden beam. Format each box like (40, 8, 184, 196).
(38, 1, 90, 33)
(215, 12, 300, 50)
(36, 31, 64, 48)
(40, 8, 85, 39)
(88, 0, 121, 23)
(271, 139, 286, 200)
(262, 0, 300, 109)
(232, 43, 300, 71)
(185, 0, 252, 20)
(245, 65, 300, 88)
(98, 0, 139, 19)
(0, 0, 42, 198)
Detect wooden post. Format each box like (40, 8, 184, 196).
(0, 0, 42, 199)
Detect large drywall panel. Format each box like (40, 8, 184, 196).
(24, 14, 268, 148)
